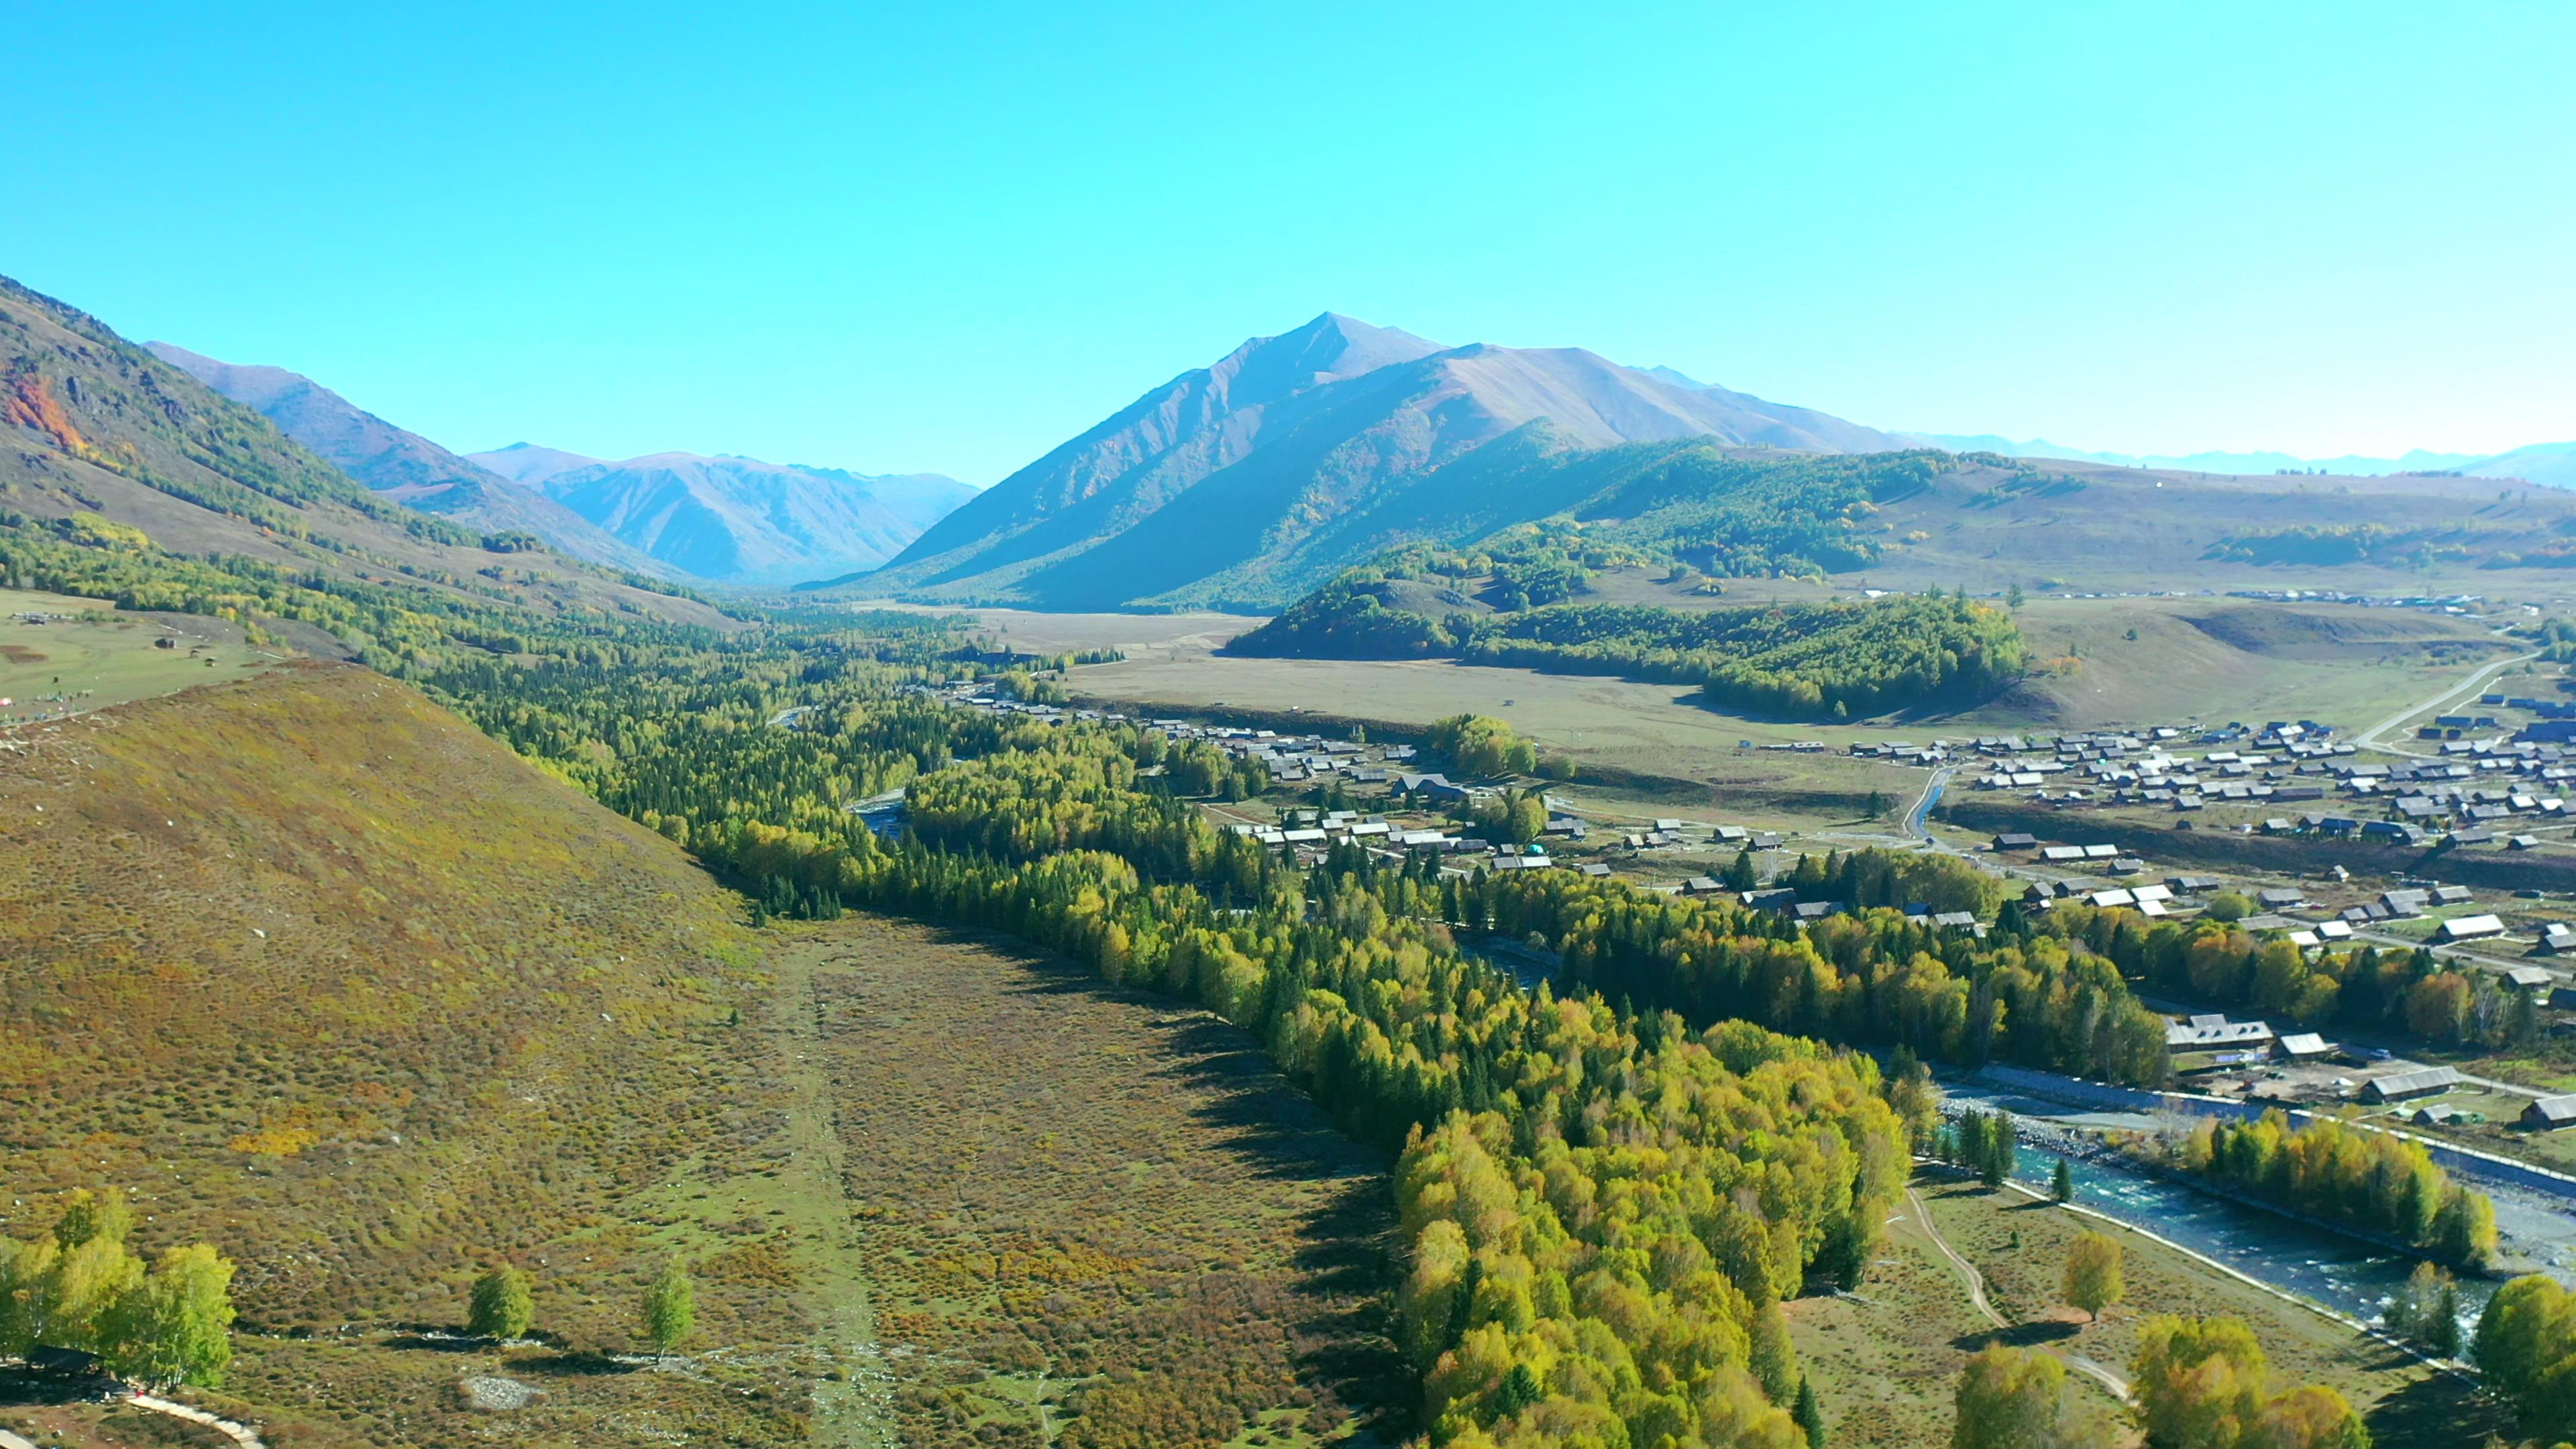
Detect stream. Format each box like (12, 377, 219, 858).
(1939, 1077, 2576, 1334)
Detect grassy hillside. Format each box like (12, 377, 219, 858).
(0, 665, 816, 1445)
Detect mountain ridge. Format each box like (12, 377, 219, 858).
(835, 313, 1907, 608)
(467, 447, 977, 586)
(144, 341, 678, 576)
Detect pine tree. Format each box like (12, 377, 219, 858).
(1792, 1375, 1827, 1447)
(2051, 1157, 2074, 1203)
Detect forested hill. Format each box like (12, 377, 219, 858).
(1229, 473, 2033, 719)
(0, 273, 733, 652)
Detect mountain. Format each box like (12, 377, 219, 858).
(0, 274, 725, 631)
(142, 342, 674, 576)
(2465, 441, 2576, 490)
(470, 439, 604, 487)
(829, 313, 1906, 610)
(469, 447, 977, 586)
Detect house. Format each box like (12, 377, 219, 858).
(1790, 901, 1845, 922)
(1931, 911, 1981, 931)
(2436, 914, 2506, 943)
(1992, 833, 2039, 851)
(2538, 924, 2576, 956)
(2165, 1014, 2274, 1049)
(2523, 1095, 2576, 1130)
(2432, 885, 2477, 906)
(2257, 888, 2307, 910)
(1579, 863, 1612, 878)
(2088, 888, 2135, 909)
(2274, 1032, 2331, 1060)
(2361, 1067, 2463, 1102)
(2504, 965, 2557, 991)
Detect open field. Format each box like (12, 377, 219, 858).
(798, 915, 1402, 1449)
(825, 601, 1267, 661)
(1065, 595, 2517, 833)
(1923, 1173, 2496, 1445)
(1957, 596, 2517, 730)
(0, 588, 283, 723)
(1807, 1171, 2500, 1448)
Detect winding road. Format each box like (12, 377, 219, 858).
(1900, 1183, 2133, 1405)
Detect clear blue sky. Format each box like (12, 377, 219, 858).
(5, 2, 2568, 483)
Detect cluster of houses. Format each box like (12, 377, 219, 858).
(2224, 589, 2488, 615)
(2159, 1014, 2576, 1132)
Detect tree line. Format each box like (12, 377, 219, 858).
(2149, 1112, 2496, 1270)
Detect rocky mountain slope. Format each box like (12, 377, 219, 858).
(144, 341, 674, 576)
(0, 274, 725, 630)
(828, 313, 1906, 610)
(466, 447, 976, 586)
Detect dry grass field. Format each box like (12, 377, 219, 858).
(794, 916, 1402, 1449)
(1060, 595, 2516, 833)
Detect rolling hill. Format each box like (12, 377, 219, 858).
(144, 341, 678, 578)
(468, 446, 977, 586)
(822, 313, 1908, 610)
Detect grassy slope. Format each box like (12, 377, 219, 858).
(0, 665, 820, 1446)
(1, 587, 282, 722)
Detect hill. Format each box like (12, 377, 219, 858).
(0, 275, 728, 643)
(0, 664, 820, 1444)
(824, 313, 1907, 610)
(144, 341, 676, 578)
(467, 447, 977, 586)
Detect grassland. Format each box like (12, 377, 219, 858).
(1061, 595, 2514, 835)
(1920, 1174, 2493, 1445)
(1790, 1169, 2500, 1448)
(794, 916, 1401, 1449)
(0, 587, 282, 723)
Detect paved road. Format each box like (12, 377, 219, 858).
(2351, 642, 2540, 759)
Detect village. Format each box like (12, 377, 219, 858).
(907, 659, 2576, 1181)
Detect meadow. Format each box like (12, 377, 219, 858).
(1786, 1169, 2499, 1448)
(0, 587, 280, 722)
(796, 916, 1401, 1449)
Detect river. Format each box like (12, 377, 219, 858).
(1938, 1077, 2576, 1336)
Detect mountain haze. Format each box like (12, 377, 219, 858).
(144, 341, 674, 576)
(470, 447, 977, 586)
(833, 313, 1906, 609)
(1899, 429, 2576, 488)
